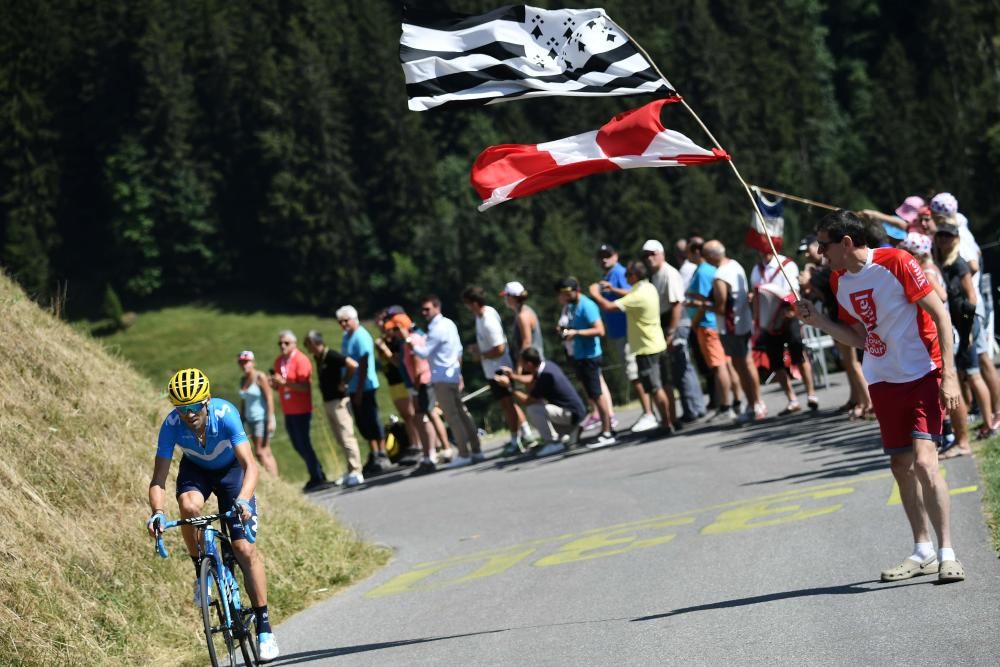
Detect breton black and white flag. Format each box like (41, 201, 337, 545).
(400, 5, 675, 111)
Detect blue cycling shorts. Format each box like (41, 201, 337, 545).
(176, 457, 258, 542)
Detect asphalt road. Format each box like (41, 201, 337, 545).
(272, 373, 1000, 666)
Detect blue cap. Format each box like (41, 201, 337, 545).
(882, 222, 907, 241)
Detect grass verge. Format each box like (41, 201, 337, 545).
(974, 433, 1000, 553)
(0, 271, 389, 666)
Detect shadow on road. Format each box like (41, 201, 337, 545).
(267, 629, 509, 664)
(630, 578, 929, 621)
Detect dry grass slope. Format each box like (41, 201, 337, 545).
(0, 271, 389, 666)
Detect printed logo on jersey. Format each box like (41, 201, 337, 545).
(906, 257, 928, 290)
(849, 289, 887, 357)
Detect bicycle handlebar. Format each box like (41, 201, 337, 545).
(154, 507, 256, 559)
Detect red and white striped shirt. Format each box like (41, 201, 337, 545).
(832, 248, 941, 385)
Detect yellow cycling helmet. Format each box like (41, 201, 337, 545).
(167, 368, 211, 406)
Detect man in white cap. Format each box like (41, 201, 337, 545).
(642, 239, 705, 424)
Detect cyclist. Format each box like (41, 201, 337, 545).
(146, 368, 280, 662)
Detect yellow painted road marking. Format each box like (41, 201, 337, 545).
(366, 471, 898, 599)
(885, 467, 976, 506)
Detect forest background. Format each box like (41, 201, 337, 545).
(2, 0, 999, 324)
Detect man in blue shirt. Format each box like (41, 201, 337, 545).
(337, 305, 388, 472)
(558, 277, 616, 447)
(686, 239, 736, 421)
(147, 368, 279, 662)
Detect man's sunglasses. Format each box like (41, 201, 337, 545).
(278, 340, 293, 347)
(175, 402, 206, 415)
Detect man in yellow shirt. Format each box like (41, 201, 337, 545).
(590, 261, 675, 434)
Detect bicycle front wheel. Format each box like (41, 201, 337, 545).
(200, 558, 236, 667)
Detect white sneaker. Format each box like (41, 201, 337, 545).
(586, 432, 618, 449)
(331, 475, 345, 486)
(631, 413, 659, 433)
(343, 471, 364, 487)
(707, 408, 737, 423)
(438, 447, 455, 463)
(257, 632, 280, 662)
(447, 455, 472, 469)
(535, 441, 566, 457)
(470, 452, 486, 463)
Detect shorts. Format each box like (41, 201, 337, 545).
(721, 333, 751, 358)
(245, 419, 266, 439)
(488, 378, 513, 399)
(760, 320, 806, 369)
(573, 356, 604, 400)
(176, 457, 258, 542)
(973, 314, 990, 357)
(414, 384, 433, 414)
(869, 370, 943, 454)
(609, 336, 639, 381)
(389, 382, 410, 403)
(352, 389, 385, 441)
(636, 352, 668, 393)
(695, 327, 726, 368)
(956, 317, 981, 374)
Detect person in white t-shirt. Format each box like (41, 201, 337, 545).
(463, 286, 532, 451)
(704, 241, 766, 422)
(799, 209, 965, 584)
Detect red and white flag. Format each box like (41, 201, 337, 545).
(470, 97, 729, 210)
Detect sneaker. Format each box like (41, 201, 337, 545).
(706, 408, 736, 423)
(399, 447, 423, 464)
(586, 432, 618, 449)
(807, 395, 819, 411)
(447, 455, 472, 469)
(631, 413, 659, 433)
(437, 446, 455, 463)
(754, 403, 768, 420)
(470, 452, 486, 463)
(331, 475, 345, 487)
(779, 400, 802, 416)
(343, 471, 364, 487)
(502, 440, 524, 457)
(302, 478, 329, 493)
(580, 413, 602, 431)
(736, 408, 754, 425)
(257, 631, 280, 663)
(534, 441, 566, 457)
(193, 576, 213, 606)
(411, 459, 437, 476)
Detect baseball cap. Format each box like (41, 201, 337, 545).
(798, 234, 817, 253)
(641, 239, 665, 254)
(383, 313, 412, 331)
(934, 222, 959, 237)
(238, 350, 255, 362)
(882, 223, 907, 241)
(894, 195, 925, 223)
(929, 192, 958, 216)
(556, 277, 580, 292)
(500, 281, 526, 297)
(596, 243, 616, 258)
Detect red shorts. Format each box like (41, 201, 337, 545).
(868, 370, 943, 455)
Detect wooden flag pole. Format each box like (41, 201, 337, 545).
(749, 185, 840, 211)
(615, 24, 799, 297)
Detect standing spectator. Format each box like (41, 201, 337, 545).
(687, 241, 736, 421)
(336, 306, 388, 472)
(462, 286, 533, 451)
(500, 281, 544, 368)
(303, 331, 364, 487)
(409, 295, 484, 468)
(799, 209, 965, 583)
(643, 239, 705, 423)
(683, 236, 715, 409)
(598, 244, 653, 428)
(704, 241, 767, 423)
(272, 330, 327, 491)
(237, 350, 279, 477)
(495, 348, 586, 457)
(374, 312, 423, 461)
(557, 278, 616, 446)
(383, 313, 442, 476)
(589, 261, 675, 434)
(751, 248, 819, 415)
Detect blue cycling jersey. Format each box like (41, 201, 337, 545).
(156, 398, 248, 470)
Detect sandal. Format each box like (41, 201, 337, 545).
(779, 400, 802, 416)
(938, 559, 965, 583)
(837, 400, 857, 415)
(880, 555, 938, 581)
(807, 395, 819, 411)
(940, 446, 972, 460)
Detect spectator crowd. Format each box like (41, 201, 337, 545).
(233, 191, 997, 492)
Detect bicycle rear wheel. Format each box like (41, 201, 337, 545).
(200, 558, 236, 667)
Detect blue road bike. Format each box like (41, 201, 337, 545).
(155, 508, 259, 666)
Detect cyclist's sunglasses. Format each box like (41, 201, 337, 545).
(175, 401, 207, 415)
